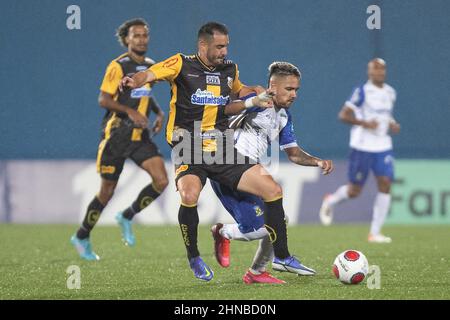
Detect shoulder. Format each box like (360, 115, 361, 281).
(220, 58, 238, 74)
(114, 53, 131, 65)
(223, 58, 235, 65)
(279, 109, 292, 128)
(182, 53, 196, 61)
(224, 58, 237, 70)
(144, 57, 156, 65)
(384, 83, 396, 94)
(104, 55, 125, 74)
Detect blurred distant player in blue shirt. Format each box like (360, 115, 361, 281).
(319, 58, 400, 243)
(211, 62, 333, 284)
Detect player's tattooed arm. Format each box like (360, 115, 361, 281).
(285, 146, 334, 175)
(339, 106, 378, 129)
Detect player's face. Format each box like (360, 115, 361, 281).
(127, 25, 149, 56)
(270, 75, 301, 108)
(205, 33, 229, 66)
(368, 61, 386, 84)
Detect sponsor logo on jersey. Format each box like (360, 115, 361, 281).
(191, 89, 229, 106)
(131, 87, 152, 98)
(136, 66, 148, 71)
(206, 75, 220, 85)
(163, 57, 179, 68)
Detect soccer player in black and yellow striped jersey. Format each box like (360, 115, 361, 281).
(71, 19, 169, 261)
(123, 22, 303, 282)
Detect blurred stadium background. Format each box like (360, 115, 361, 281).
(1, 0, 449, 226)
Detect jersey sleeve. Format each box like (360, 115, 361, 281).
(149, 53, 183, 82)
(391, 87, 397, 104)
(279, 111, 298, 150)
(232, 64, 244, 94)
(345, 85, 365, 110)
(100, 61, 124, 95)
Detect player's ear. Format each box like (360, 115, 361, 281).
(198, 37, 208, 51)
(268, 78, 277, 91)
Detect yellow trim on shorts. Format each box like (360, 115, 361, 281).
(264, 195, 283, 203)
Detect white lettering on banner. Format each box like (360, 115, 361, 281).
(66, 5, 81, 30)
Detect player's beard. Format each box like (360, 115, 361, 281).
(132, 48, 147, 56)
(207, 52, 225, 67)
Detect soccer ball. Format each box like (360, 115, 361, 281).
(333, 250, 369, 284)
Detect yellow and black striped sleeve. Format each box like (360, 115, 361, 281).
(149, 53, 183, 83)
(232, 64, 244, 94)
(100, 61, 124, 95)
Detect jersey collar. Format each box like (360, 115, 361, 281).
(196, 54, 217, 72)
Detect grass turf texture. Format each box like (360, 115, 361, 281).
(0, 224, 449, 299)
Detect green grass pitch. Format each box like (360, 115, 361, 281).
(1, 224, 449, 299)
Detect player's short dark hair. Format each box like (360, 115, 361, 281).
(198, 21, 229, 41)
(268, 61, 302, 80)
(116, 18, 149, 47)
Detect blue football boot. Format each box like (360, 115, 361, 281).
(189, 256, 214, 281)
(116, 212, 136, 247)
(70, 234, 100, 261)
(272, 255, 316, 276)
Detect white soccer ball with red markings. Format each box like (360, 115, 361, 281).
(333, 250, 369, 284)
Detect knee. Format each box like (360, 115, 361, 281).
(378, 181, 391, 193)
(179, 189, 200, 206)
(153, 176, 169, 193)
(262, 183, 283, 201)
(347, 187, 361, 198)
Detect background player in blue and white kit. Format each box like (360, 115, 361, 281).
(319, 58, 400, 243)
(211, 62, 334, 284)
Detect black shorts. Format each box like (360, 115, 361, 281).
(96, 135, 162, 181)
(173, 148, 256, 190)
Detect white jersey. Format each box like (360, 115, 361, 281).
(230, 105, 298, 162)
(345, 81, 396, 152)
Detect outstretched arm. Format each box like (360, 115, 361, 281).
(120, 70, 157, 91)
(224, 91, 275, 115)
(284, 146, 333, 175)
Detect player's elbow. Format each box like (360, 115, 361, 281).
(98, 93, 107, 109)
(338, 110, 348, 123)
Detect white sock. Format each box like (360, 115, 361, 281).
(370, 192, 391, 235)
(327, 185, 350, 208)
(220, 224, 268, 241)
(251, 236, 274, 273)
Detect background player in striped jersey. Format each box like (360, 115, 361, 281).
(319, 58, 400, 243)
(71, 19, 168, 260)
(211, 61, 334, 284)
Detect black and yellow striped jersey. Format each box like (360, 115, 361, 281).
(149, 53, 244, 149)
(99, 53, 158, 142)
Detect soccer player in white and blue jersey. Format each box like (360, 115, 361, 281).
(210, 62, 334, 284)
(319, 58, 401, 243)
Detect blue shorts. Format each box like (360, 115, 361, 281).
(210, 180, 265, 234)
(348, 149, 394, 186)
